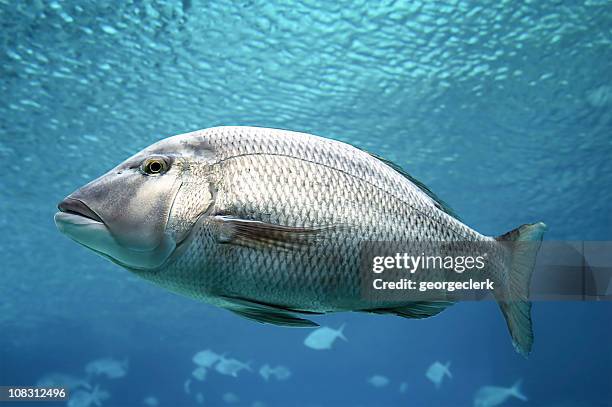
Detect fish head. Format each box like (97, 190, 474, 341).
(54, 130, 216, 270)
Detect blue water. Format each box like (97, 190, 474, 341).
(1, 1, 611, 406)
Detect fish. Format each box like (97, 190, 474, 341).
(399, 382, 408, 394)
(85, 358, 128, 379)
(192, 349, 221, 368)
(259, 364, 292, 381)
(474, 380, 527, 407)
(143, 396, 159, 407)
(222, 392, 240, 404)
(367, 375, 390, 388)
(426, 361, 452, 389)
(183, 379, 192, 395)
(195, 392, 204, 405)
(192, 366, 207, 381)
(214, 356, 252, 377)
(303, 324, 347, 350)
(54, 126, 546, 355)
(67, 385, 110, 407)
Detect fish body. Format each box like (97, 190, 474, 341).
(474, 380, 527, 407)
(368, 375, 390, 388)
(223, 392, 240, 404)
(259, 364, 291, 381)
(192, 349, 221, 367)
(67, 385, 110, 407)
(143, 127, 483, 311)
(55, 126, 546, 355)
(143, 396, 159, 407)
(426, 361, 452, 389)
(192, 366, 207, 381)
(215, 356, 251, 377)
(303, 324, 347, 350)
(85, 358, 128, 379)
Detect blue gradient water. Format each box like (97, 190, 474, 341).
(1, 1, 611, 406)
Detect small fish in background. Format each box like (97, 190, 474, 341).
(222, 392, 240, 404)
(192, 366, 207, 381)
(367, 375, 390, 388)
(259, 364, 292, 381)
(143, 396, 159, 407)
(304, 324, 347, 350)
(399, 382, 408, 394)
(36, 373, 91, 391)
(195, 392, 205, 405)
(192, 349, 222, 368)
(426, 361, 452, 389)
(183, 379, 192, 395)
(586, 85, 612, 108)
(251, 402, 266, 407)
(474, 380, 527, 407)
(67, 385, 110, 407)
(215, 356, 252, 377)
(85, 358, 128, 379)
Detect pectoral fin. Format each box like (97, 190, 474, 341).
(221, 295, 321, 327)
(211, 215, 339, 250)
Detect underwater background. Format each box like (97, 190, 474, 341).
(1, 0, 611, 406)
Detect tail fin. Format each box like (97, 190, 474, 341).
(495, 222, 547, 356)
(509, 379, 528, 401)
(444, 362, 452, 379)
(337, 323, 348, 342)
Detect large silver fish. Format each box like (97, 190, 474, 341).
(54, 126, 546, 355)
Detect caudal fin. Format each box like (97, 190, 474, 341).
(510, 379, 528, 401)
(444, 362, 452, 379)
(337, 323, 348, 342)
(495, 222, 547, 356)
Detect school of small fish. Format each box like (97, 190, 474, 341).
(36, 358, 127, 407)
(35, 326, 527, 406)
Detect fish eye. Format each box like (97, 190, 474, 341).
(140, 156, 169, 176)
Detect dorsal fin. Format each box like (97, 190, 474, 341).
(362, 149, 460, 220)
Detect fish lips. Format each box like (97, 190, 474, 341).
(54, 197, 113, 253)
(57, 197, 104, 223)
(55, 197, 107, 238)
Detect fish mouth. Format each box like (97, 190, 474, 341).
(57, 198, 104, 223)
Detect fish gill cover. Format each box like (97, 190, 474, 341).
(1, 1, 611, 407)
